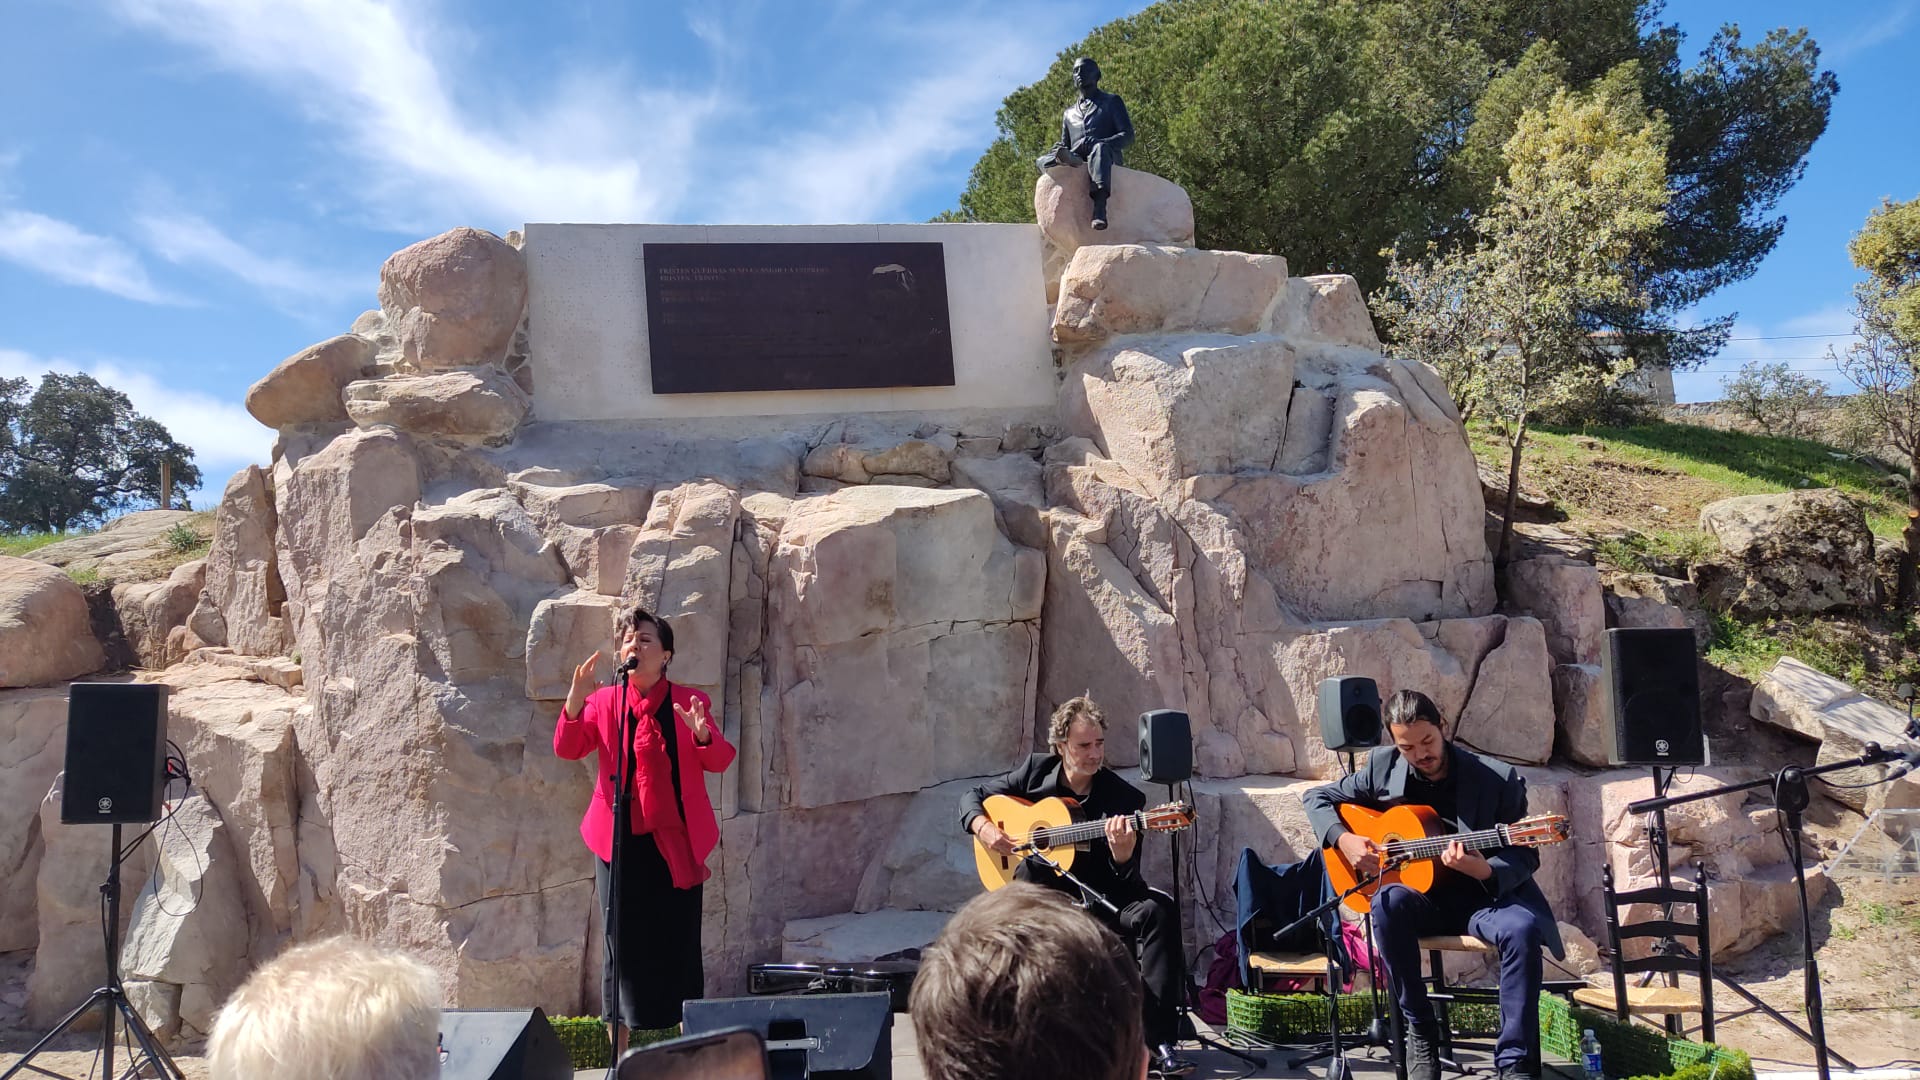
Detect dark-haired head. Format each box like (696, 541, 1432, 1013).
(620, 607, 674, 684)
(1384, 689, 1450, 780)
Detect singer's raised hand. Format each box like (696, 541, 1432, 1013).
(564, 651, 602, 721)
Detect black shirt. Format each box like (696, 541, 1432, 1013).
(959, 753, 1146, 904)
(1402, 745, 1476, 900)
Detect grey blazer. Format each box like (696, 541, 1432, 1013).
(1301, 743, 1564, 959)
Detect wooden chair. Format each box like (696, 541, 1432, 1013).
(1421, 933, 1498, 1077)
(1572, 863, 1714, 1042)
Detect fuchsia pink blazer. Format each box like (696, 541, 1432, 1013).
(554, 678, 736, 889)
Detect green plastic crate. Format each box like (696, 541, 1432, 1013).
(1538, 993, 1754, 1080)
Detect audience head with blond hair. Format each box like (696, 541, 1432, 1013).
(208, 936, 443, 1080)
(911, 882, 1147, 1080)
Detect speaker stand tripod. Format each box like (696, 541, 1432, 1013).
(2, 824, 185, 1080)
(1162, 781, 1265, 1073)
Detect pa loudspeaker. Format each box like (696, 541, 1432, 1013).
(1603, 627, 1707, 767)
(682, 992, 892, 1078)
(437, 1008, 572, 1080)
(1317, 676, 1382, 752)
(61, 682, 168, 825)
(1139, 709, 1192, 784)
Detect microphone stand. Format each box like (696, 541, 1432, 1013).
(1627, 744, 1911, 1080)
(1264, 865, 1387, 1080)
(603, 663, 639, 1080)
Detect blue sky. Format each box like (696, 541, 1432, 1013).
(1, 1, 1915, 506)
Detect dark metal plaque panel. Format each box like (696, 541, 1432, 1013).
(643, 242, 955, 394)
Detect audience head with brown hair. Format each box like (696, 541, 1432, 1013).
(207, 936, 443, 1080)
(911, 882, 1148, 1080)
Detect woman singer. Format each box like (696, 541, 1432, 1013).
(554, 607, 736, 1053)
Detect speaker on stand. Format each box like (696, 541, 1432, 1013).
(1311, 677, 1393, 1072)
(1138, 710, 1264, 1070)
(1602, 627, 1707, 1034)
(3, 682, 183, 1080)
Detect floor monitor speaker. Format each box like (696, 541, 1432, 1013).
(682, 992, 892, 1079)
(437, 1008, 572, 1080)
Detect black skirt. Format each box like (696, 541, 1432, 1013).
(596, 833, 704, 1029)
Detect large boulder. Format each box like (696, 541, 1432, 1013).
(1052, 245, 1288, 346)
(1067, 337, 1295, 493)
(1269, 274, 1381, 350)
(1504, 554, 1605, 667)
(0, 686, 68, 951)
(1750, 657, 1914, 812)
(378, 227, 528, 370)
(26, 773, 153, 1025)
(245, 333, 374, 428)
(121, 794, 250, 1042)
(113, 557, 207, 668)
(1603, 571, 1710, 647)
(342, 367, 531, 443)
(1035, 165, 1195, 301)
(1694, 489, 1876, 615)
(753, 487, 1044, 810)
(1200, 354, 1494, 622)
(189, 465, 292, 657)
(24, 509, 203, 579)
(0, 556, 105, 687)
(1453, 617, 1557, 764)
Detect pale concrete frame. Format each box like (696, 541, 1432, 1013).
(524, 223, 1056, 421)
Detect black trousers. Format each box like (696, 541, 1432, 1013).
(1092, 881, 1183, 1048)
(596, 833, 704, 1030)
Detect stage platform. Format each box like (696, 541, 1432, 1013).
(580, 1017, 1581, 1079)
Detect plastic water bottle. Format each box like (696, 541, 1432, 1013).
(1581, 1029, 1605, 1080)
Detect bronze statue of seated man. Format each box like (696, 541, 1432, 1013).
(1036, 57, 1135, 231)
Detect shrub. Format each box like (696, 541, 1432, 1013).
(1722, 361, 1829, 439)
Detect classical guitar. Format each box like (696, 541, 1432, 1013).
(972, 793, 1196, 891)
(1323, 803, 1571, 913)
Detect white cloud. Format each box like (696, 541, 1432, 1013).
(709, 26, 1056, 224)
(1672, 303, 1860, 403)
(1828, 2, 1917, 63)
(106, 0, 1084, 228)
(135, 211, 366, 308)
(0, 209, 185, 305)
(0, 348, 268, 494)
(108, 0, 715, 228)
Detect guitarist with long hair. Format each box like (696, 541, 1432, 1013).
(960, 696, 1197, 1079)
(1303, 689, 1565, 1080)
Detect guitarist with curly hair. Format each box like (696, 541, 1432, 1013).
(960, 696, 1196, 1078)
(1303, 689, 1565, 1080)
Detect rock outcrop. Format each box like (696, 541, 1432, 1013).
(1695, 489, 1876, 615)
(1035, 165, 1195, 303)
(0, 556, 105, 687)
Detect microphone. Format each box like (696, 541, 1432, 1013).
(617, 656, 640, 674)
(1885, 745, 1920, 781)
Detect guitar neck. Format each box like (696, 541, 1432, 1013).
(1028, 810, 1148, 848)
(1382, 824, 1515, 862)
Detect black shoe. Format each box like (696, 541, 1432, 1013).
(1403, 1025, 1440, 1080)
(1091, 193, 1110, 230)
(1092, 215, 1109, 230)
(1496, 1068, 1540, 1080)
(1152, 1044, 1197, 1077)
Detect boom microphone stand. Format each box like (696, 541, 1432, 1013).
(1628, 744, 1915, 1080)
(1266, 865, 1388, 1080)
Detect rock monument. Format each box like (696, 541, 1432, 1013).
(0, 172, 1824, 1043)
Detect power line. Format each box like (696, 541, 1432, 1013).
(1723, 332, 1860, 341)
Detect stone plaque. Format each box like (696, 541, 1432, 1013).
(644, 242, 955, 394)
